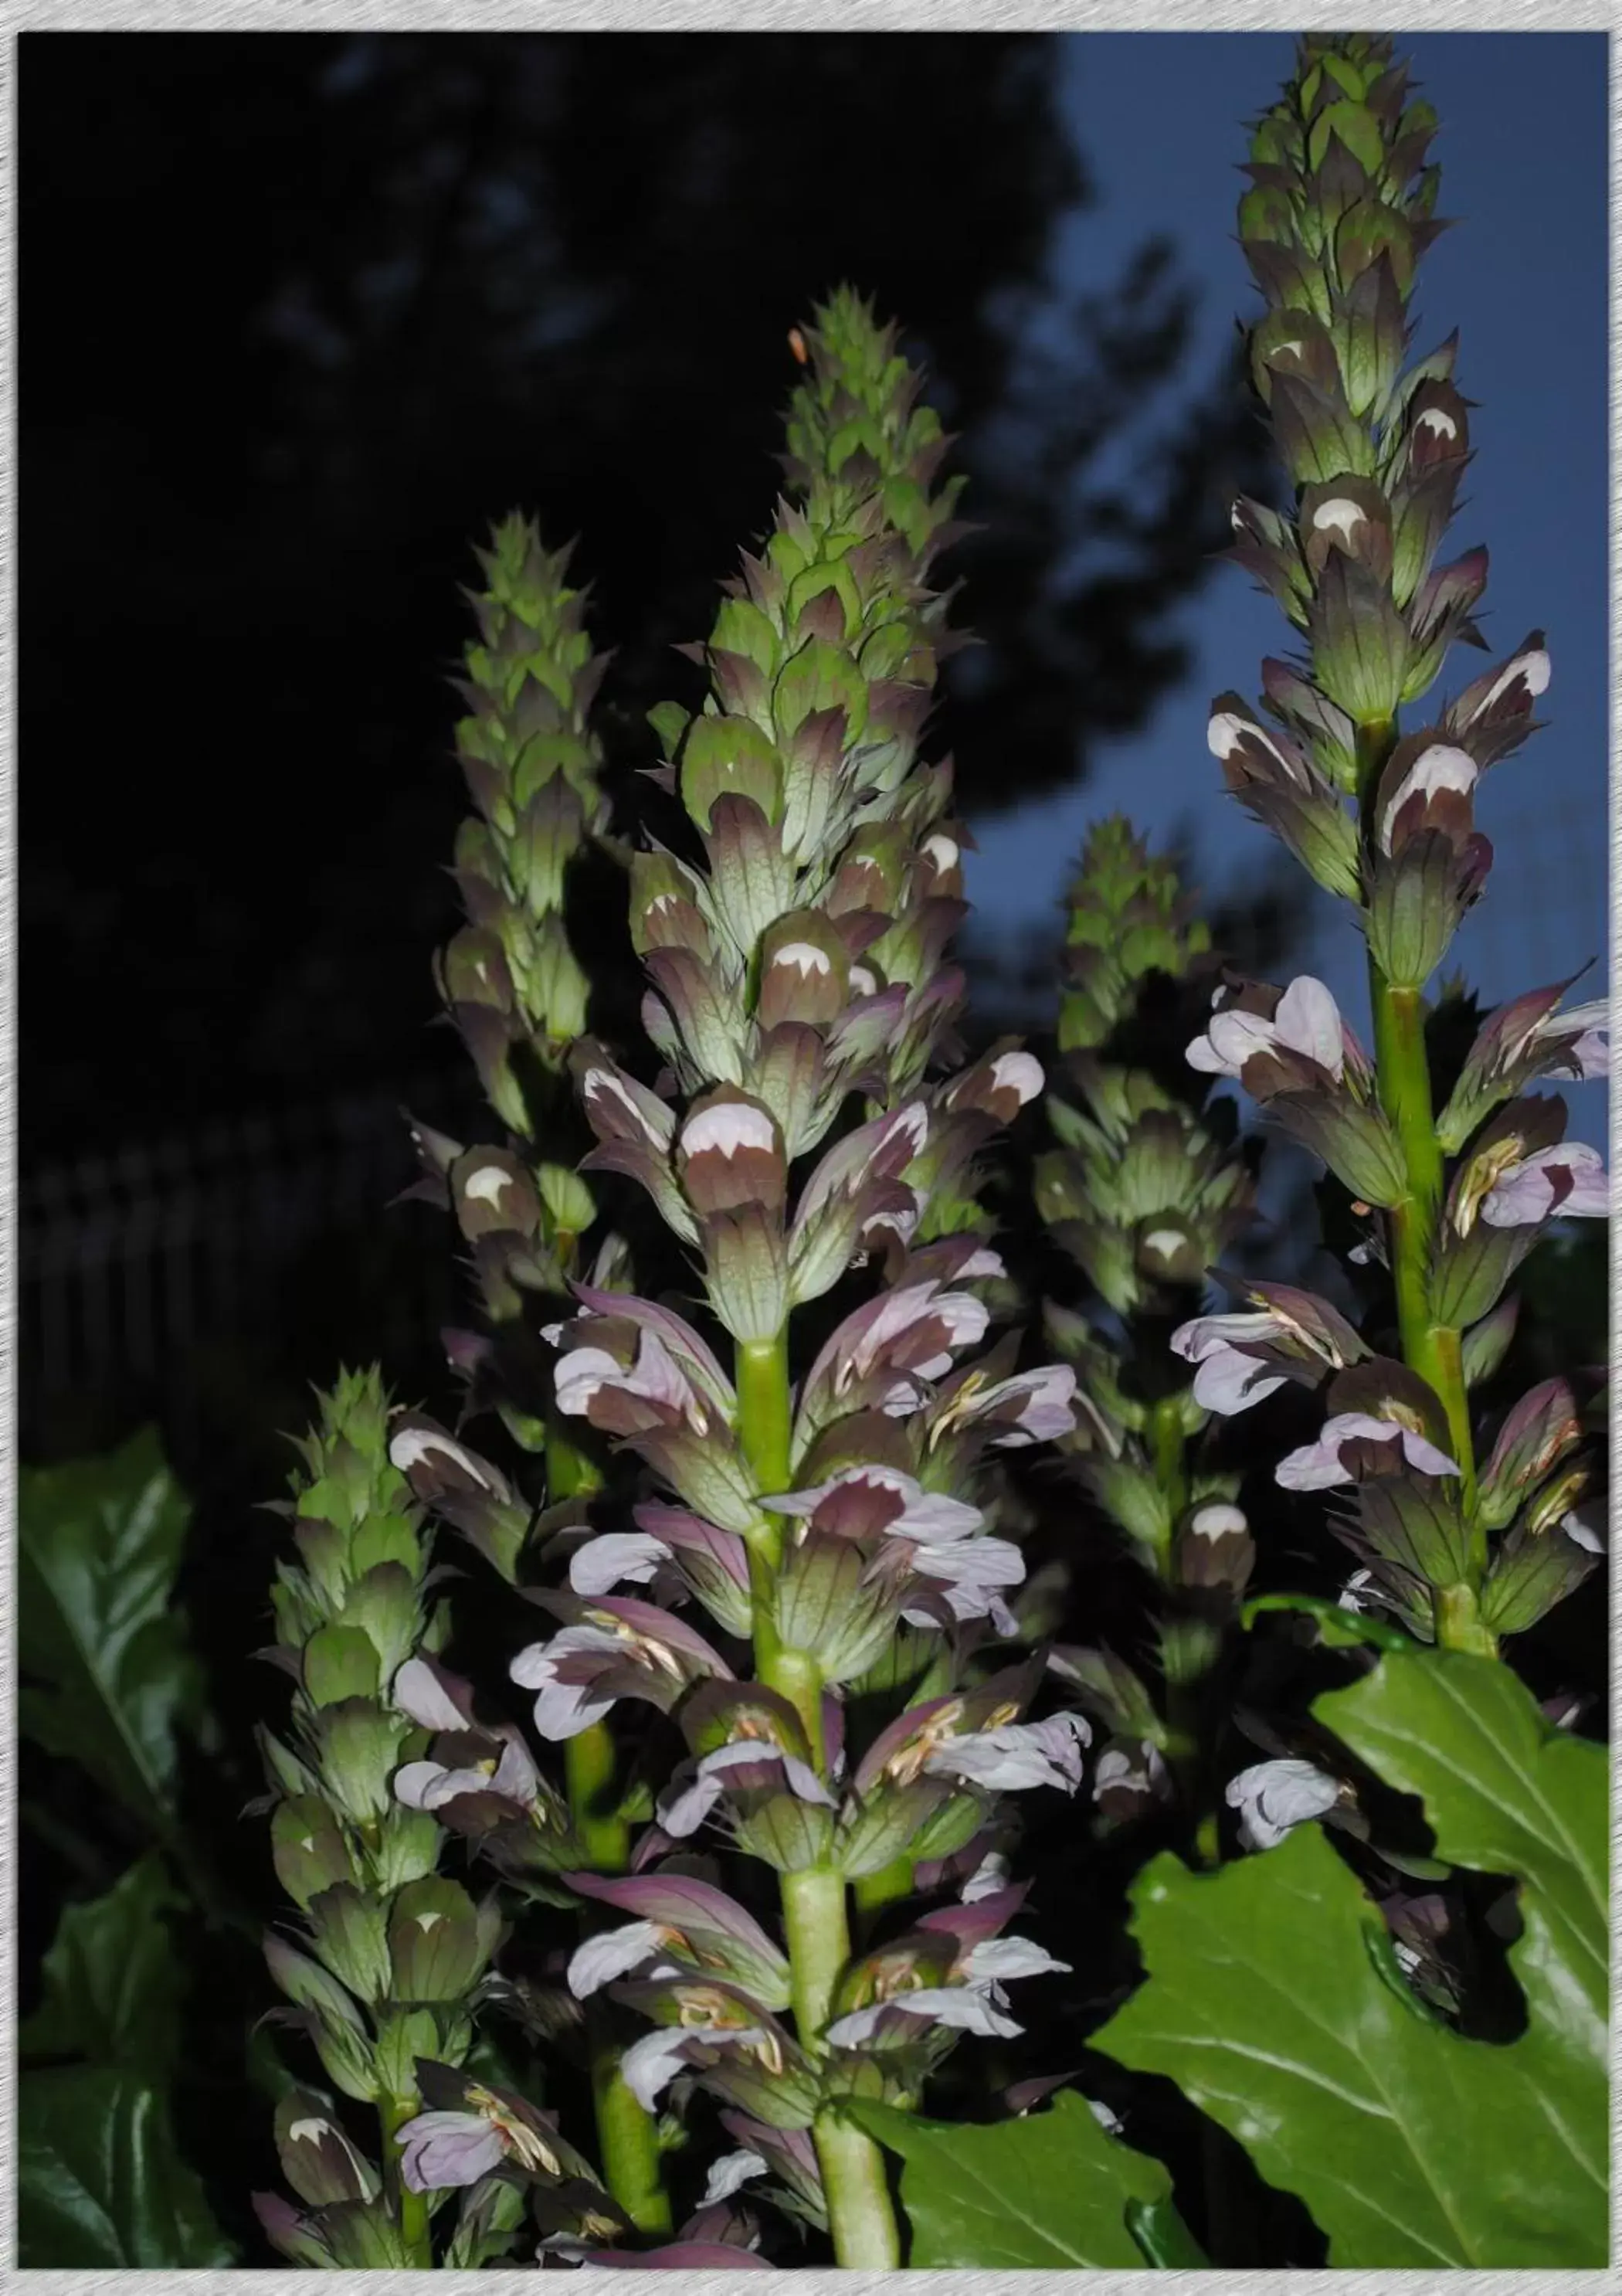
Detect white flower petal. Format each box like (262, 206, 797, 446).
(567, 1921, 667, 2000)
(702, 2149, 770, 2206)
(568, 1532, 673, 1596)
(391, 1656, 469, 1731)
(1274, 976, 1345, 1077)
(962, 1936, 1072, 1986)
(620, 2029, 696, 2113)
(1226, 1758, 1339, 1851)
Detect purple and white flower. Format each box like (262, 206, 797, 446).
(566, 1921, 681, 1999)
(395, 2109, 505, 2192)
(1171, 1311, 1291, 1411)
(619, 2023, 771, 2114)
(568, 1531, 674, 1596)
(1274, 1412, 1459, 1490)
(921, 1713, 1090, 1794)
(394, 1735, 540, 1815)
(1478, 1142, 1610, 1228)
(1226, 1758, 1340, 1851)
(826, 1934, 1071, 2050)
(657, 1741, 836, 1839)
(510, 1622, 628, 1740)
(511, 1598, 731, 1740)
(1186, 974, 1345, 1083)
(1377, 741, 1478, 853)
(554, 1328, 711, 1432)
(701, 2149, 770, 2206)
(764, 1465, 984, 1547)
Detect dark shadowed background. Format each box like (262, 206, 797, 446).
(15, 33, 1608, 2264)
(19, 28, 1606, 1486)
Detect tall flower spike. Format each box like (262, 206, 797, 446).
(521, 290, 1081, 2267)
(1204, 32, 1607, 1653)
(400, 513, 678, 2238)
(1037, 820, 1261, 1858)
(445, 514, 611, 1138)
(257, 1367, 507, 2269)
(407, 515, 623, 1472)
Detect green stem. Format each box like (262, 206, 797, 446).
(1357, 719, 1488, 1655)
(592, 2052, 674, 2238)
(551, 1431, 671, 2236)
(565, 1724, 628, 1871)
(378, 2091, 433, 2265)
(813, 2111, 904, 2267)
(564, 1706, 671, 2234)
(780, 1863, 851, 2046)
(735, 1329, 902, 2269)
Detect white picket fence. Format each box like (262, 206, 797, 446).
(16, 1071, 479, 1462)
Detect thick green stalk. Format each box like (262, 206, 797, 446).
(549, 1428, 672, 2236)
(813, 2112, 904, 2267)
(1356, 719, 1491, 1655)
(377, 2091, 433, 2265)
(735, 1330, 901, 2267)
(591, 2050, 674, 2240)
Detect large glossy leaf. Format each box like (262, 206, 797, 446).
(19, 1427, 202, 1834)
(844, 2088, 1198, 2267)
(20, 1852, 185, 2074)
(17, 2067, 236, 2267)
(1096, 1647, 1607, 2267)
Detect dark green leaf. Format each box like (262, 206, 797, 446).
(19, 1427, 202, 1835)
(20, 1852, 185, 2074)
(844, 2088, 1184, 2267)
(17, 2067, 236, 2267)
(1096, 1647, 1607, 2265)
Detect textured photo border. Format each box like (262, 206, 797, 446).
(0, 2, 1614, 2288)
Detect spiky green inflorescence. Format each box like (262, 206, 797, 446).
(1195, 35, 1603, 1656)
(1038, 824, 1255, 1854)
(525, 290, 1084, 2267)
(406, 516, 620, 1472)
(445, 515, 611, 1128)
(1043, 820, 1252, 1322)
(638, 287, 980, 1126)
(256, 1370, 495, 2267)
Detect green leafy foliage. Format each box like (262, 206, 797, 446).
(845, 2089, 1199, 2267)
(17, 2070, 236, 2267)
(20, 1852, 185, 2073)
(19, 1427, 202, 1836)
(1096, 1649, 1607, 2265)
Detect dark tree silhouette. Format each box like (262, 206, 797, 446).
(22, 29, 1271, 1159)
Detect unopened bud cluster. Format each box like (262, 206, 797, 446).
(1039, 822, 1257, 1832)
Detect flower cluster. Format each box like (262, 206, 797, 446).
(1036, 823, 1259, 1849)
(253, 1371, 521, 2267)
(1178, 32, 1608, 1673)
(402, 515, 621, 1480)
(471, 290, 1085, 2266)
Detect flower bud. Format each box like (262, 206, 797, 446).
(1477, 1377, 1585, 1535)
(274, 2091, 380, 2209)
(1176, 1501, 1256, 1595)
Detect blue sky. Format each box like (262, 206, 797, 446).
(966, 32, 1608, 1068)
